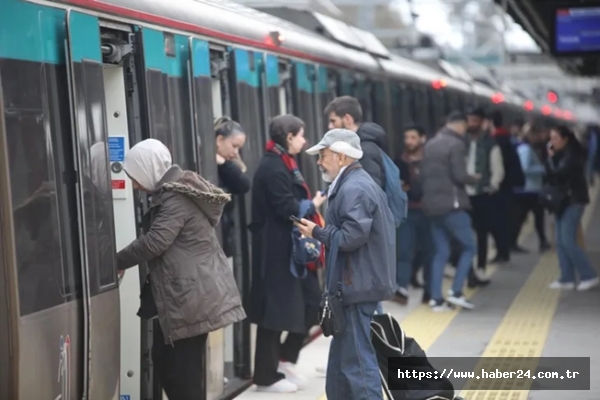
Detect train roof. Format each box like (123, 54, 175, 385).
(58, 0, 380, 73)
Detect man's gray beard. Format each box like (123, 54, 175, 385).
(321, 172, 333, 183)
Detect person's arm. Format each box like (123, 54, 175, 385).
(218, 160, 251, 195)
(117, 197, 187, 270)
(489, 145, 505, 191)
(312, 190, 373, 252)
(547, 149, 581, 180)
(449, 142, 478, 186)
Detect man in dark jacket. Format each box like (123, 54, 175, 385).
(324, 96, 387, 188)
(489, 110, 525, 263)
(395, 125, 432, 304)
(421, 112, 479, 311)
(295, 128, 396, 400)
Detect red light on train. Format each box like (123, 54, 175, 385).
(547, 91, 558, 104)
(431, 79, 447, 90)
(491, 92, 504, 104)
(523, 100, 534, 111)
(541, 105, 552, 115)
(266, 31, 285, 46)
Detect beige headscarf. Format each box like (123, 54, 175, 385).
(123, 139, 172, 192)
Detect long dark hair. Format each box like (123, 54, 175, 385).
(552, 124, 583, 154)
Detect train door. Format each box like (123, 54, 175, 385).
(292, 62, 322, 192)
(65, 10, 121, 400)
(227, 47, 264, 381)
(94, 22, 145, 400)
(191, 39, 226, 400)
(136, 26, 205, 400)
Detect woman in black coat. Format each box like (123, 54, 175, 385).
(545, 125, 599, 292)
(215, 117, 251, 258)
(248, 114, 326, 393)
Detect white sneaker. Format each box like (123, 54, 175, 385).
(316, 365, 327, 377)
(576, 277, 600, 291)
(549, 281, 576, 290)
(278, 361, 307, 390)
(446, 292, 475, 310)
(256, 378, 298, 393)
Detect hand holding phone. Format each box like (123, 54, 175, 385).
(289, 215, 303, 224)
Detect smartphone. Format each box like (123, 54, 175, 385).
(289, 215, 303, 223)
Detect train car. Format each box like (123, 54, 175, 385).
(0, 1, 580, 400)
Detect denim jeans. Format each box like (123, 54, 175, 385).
(326, 302, 382, 400)
(430, 211, 476, 300)
(555, 204, 598, 283)
(397, 209, 433, 289)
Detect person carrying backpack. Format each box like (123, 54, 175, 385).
(323, 96, 406, 314)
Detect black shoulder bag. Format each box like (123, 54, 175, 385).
(319, 230, 345, 337)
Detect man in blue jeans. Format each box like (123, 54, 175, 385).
(296, 129, 396, 399)
(421, 112, 479, 311)
(394, 125, 433, 305)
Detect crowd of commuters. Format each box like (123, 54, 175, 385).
(113, 95, 600, 399)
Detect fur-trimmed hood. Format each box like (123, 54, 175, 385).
(157, 166, 231, 226)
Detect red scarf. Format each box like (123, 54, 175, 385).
(266, 140, 325, 271)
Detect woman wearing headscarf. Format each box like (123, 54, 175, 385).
(544, 125, 599, 292)
(116, 138, 246, 399)
(215, 116, 251, 257)
(248, 115, 326, 393)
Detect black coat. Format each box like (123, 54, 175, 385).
(546, 142, 589, 209)
(356, 122, 387, 189)
(248, 153, 321, 333)
(218, 160, 250, 257)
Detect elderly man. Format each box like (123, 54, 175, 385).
(294, 129, 396, 399)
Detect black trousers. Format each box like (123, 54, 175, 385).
(489, 190, 512, 259)
(510, 193, 547, 247)
(469, 194, 492, 270)
(153, 324, 208, 400)
(253, 306, 319, 386)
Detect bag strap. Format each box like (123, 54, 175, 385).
(324, 230, 342, 295)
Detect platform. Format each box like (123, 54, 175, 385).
(236, 185, 600, 400)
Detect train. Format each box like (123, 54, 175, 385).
(0, 0, 577, 399)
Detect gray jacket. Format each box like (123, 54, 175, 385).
(313, 163, 396, 306)
(421, 128, 478, 217)
(118, 166, 246, 344)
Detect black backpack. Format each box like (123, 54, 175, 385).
(370, 313, 464, 400)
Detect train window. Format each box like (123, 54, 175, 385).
(78, 61, 118, 291)
(2, 60, 70, 315)
(146, 69, 195, 171)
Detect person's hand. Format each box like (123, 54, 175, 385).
(295, 218, 317, 238)
(216, 154, 226, 165)
(312, 191, 327, 209)
(547, 144, 555, 157)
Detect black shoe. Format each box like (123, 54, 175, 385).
(510, 245, 528, 254)
(491, 255, 510, 264)
(468, 268, 491, 288)
(393, 288, 409, 305)
(539, 242, 551, 253)
(421, 292, 431, 304)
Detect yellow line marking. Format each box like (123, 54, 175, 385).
(317, 210, 540, 400)
(459, 185, 599, 400)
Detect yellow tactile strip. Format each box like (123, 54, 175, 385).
(459, 185, 599, 400)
